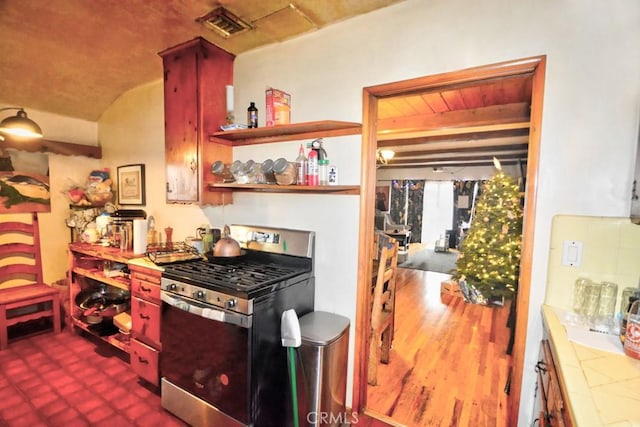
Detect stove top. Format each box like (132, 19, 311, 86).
(161, 250, 312, 297)
(160, 225, 315, 299)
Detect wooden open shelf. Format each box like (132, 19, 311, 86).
(209, 120, 362, 146)
(71, 267, 130, 291)
(71, 317, 130, 353)
(208, 182, 360, 195)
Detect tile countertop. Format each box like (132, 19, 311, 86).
(542, 305, 640, 426)
(127, 256, 164, 271)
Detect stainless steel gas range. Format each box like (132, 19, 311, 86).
(159, 225, 315, 427)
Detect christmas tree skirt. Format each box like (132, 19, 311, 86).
(398, 248, 459, 274)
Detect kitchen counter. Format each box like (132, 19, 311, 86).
(128, 256, 164, 272)
(542, 305, 640, 426)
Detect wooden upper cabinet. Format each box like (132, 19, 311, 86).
(159, 37, 235, 205)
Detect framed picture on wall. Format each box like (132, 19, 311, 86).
(117, 164, 145, 205)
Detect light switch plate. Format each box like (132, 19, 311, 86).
(562, 240, 583, 267)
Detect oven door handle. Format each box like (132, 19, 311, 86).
(161, 292, 252, 328)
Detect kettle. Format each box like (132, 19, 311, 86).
(212, 225, 242, 257)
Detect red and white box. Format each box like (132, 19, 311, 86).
(265, 87, 291, 127)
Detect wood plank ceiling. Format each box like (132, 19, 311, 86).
(375, 74, 533, 170)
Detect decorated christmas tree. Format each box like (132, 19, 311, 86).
(454, 161, 523, 304)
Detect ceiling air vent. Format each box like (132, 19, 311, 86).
(196, 7, 252, 38)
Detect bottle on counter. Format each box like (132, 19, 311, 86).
(306, 149, 319, 186)
(247, 102, 258, 128)
(295, 144, 307, 186)
(624, 299, 640, 359)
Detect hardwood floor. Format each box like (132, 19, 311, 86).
(366, 268, 512, 427)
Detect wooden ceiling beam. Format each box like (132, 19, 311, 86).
(377, 121, 530, 142)
(387, 151, 527, 164)
(377, 128, 529, 147)
(386, 135, 529, 153)
(0, 137, 102, 158)
(377, 159, 527, 169)
(393, 143, 528, 157)
(377, 102, 530, 131)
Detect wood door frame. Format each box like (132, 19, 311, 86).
(352, 56, 546, 425)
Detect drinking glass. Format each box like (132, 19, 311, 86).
(572, 278, 591, 315)
(583, 281, 602, 324)
(594, 281, 618, 331)
(620, 287, 638, 318)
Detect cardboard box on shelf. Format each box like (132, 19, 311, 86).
(265, 88, 291, 127)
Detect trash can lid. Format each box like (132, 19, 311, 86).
(299, 311, 350, 346)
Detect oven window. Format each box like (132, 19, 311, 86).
(161, 303, 250, 424)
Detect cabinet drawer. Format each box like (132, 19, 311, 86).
(131, 275, 161, 303)
(130, 339, 159, 386)
(131, 296, 161, 347)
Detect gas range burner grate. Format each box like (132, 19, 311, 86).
(162, 258, 310, 292)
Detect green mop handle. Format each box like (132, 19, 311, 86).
(288, 346, 299, 427)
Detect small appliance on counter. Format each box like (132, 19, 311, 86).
(107, 209, 146, 252)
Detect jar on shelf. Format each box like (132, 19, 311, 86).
(272, 158, 296, 185)
(230, 160, 248, 184)
(211, 161, 234, 183)
(245, 161, 263, 184)
(261, 159, 278, 184)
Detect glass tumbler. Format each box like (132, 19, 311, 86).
(583, 281, 602, 324)
(620, 287, 638, 318)
(572, 278, 591, 316)
(596, 281, 618, 329)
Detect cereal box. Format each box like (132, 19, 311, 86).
(265, 88, 291, 127)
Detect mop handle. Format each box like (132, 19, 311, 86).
(288, 346, 299, 427)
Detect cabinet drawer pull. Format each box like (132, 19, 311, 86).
(139, 313, 151, 320)
(140, 285, 151, 293)
(137, 356, 149, 364)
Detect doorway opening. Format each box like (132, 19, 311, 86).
(354, 56, 546, 426)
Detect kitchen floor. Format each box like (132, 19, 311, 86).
(0, 323, 186, 427)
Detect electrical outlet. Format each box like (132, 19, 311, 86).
(562, 240, 583, 267)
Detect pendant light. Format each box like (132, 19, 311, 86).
(0, 107, 43, 139)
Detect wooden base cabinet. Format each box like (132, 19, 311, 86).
(535, 338, 572, 427)
(159, 37, 234, 206)
(129, 263, 162, 386)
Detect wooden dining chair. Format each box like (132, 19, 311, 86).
(368, 234, 399, 386)
(0, 213, 61, 350)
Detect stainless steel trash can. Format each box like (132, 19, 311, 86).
(297, 311, 350, 427)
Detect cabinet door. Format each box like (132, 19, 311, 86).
(130, 338, 159, 386)
(131, 296, 161, 347)
(160, 37, 234, 205)
(130, 272, 161, 304)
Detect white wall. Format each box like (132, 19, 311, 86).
(94, 0, 640, 424)
(230, 1, 640, 424)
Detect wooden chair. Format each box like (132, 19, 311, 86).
(368, 234, 399, 386)
(0, 213, 61, 350)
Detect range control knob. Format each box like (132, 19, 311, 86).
(194, 290, 206, 300)
(167, 283, 178, 291)
(225, 298, 237, 309)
